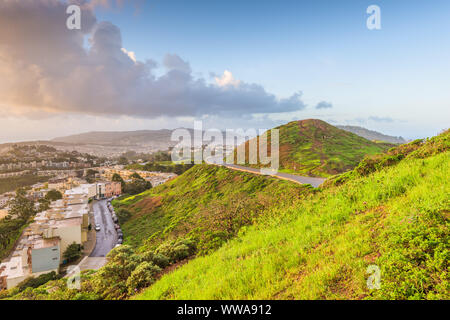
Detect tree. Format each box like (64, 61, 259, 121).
(38, 198, 51, 212)
(124, 179, 152, 195)
(118, 157, 128, 165)
(8, 188, 35, 220)
(129, 172, 144, 181)
(112, 173, 126, 190)
(45, 189, 62, 201)
(85, 169, 98, 183)
(63, 242, 82, 263)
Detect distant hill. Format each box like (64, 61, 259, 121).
(336, 125, 406, 144)
(236, 119, 394, 177)
(52, 129, 178, 146)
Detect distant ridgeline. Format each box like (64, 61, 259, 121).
(336, 125, 407, 144)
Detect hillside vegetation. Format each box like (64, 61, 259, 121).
(0, 174, 51, 194)
(113, 165, 307, 254)
(136, 129, 449, 300)
(235, 119, 393, 177)
(2, 130, 448, 300)
(1, 165, 306, 300)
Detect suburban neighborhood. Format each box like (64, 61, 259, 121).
(0, 162, 178, 291)
(0, 180, 121, 290)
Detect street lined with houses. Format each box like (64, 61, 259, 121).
(90, 200, 117, 258)
(0, 182, 121, 290)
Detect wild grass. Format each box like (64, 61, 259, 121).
(234, 119, 393, 178)
(113, 165, 306, 252)
(136, 136, 449, 300)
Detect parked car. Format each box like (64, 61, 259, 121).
(114, 224, 120, 230)
(117, 238, 123, 244)
(95, 224, 101, 231)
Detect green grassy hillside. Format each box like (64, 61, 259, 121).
(113, 165, 307, 255)
(2, 130, 448, 300)
(1, 166, 306, 300)
(235, 119, 393, 177)
(136, 130, 449, 300)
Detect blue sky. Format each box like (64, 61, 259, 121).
(0, 0, 449, 142)
(93, 0, 450, 138)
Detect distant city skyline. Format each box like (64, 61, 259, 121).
(0, 0, 449, 143)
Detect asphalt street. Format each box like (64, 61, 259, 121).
(205, 156, 326, 188)
(90, 199, 118, 257)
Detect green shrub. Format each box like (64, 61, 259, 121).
(151, 253, 170, 269)
(63, 242, 81, 263)
(17, 271, 57, 292)
(116, 208, 132, 224)
(155, 239, 197, 263)
(126, 262, 161, 294)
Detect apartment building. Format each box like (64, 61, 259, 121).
(95, 181, 121, 199)
(0, 178, 123, 291)
(104, 181, 122, 198)
(0, 189, 92, 290)
(0, 236, 60, 290)
(0, 170, 30, 178)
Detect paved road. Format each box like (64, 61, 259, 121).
(206, 156, 326, 188)
(65, 257, 108, 278)
(90, 200, 117, 257)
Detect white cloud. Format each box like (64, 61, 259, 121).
(121, 48, 136, 63)
(215, 70, 241, 88)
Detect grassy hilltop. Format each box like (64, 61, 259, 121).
(136, 129, 449, 300)
(235, 119, 393, 177)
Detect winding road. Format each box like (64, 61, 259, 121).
(205, 156, 326, 188)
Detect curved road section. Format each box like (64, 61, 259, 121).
(90, 200, 117, 257)
(206, 156, 326, 188)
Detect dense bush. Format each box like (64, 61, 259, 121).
(126, 262, 161, 294)
(45, 189, 62, 201)
(0, 218, 28, 260)
(123, 173, 152, 195)
(17, 272, 58, 291)
(63, 242, 82, 263)
(140, 251, 170, 269)
(116, 208, 132, 224)
(155, 239, 197, 263)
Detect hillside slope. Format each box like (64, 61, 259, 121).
(1, 165, 306, 300)
(236, 119, 393, 177)
(136, 130, 449, 300)
(2, 131, 447, 300)
(113, 165, 306, 254)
